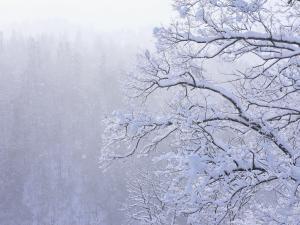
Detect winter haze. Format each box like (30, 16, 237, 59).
(0, 0, 171, 225)
(1, 0, 300, 225)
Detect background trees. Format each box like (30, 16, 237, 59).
(102, 0, 300, 224)
(0, 31, 137, 225)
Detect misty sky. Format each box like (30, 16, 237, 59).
(0, 0, 172, 32)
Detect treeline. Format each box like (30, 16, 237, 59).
(0, 31, 134, 225)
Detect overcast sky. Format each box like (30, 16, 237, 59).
(0, 0, 173, 32)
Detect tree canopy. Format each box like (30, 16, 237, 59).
(101, 0, 300, 224)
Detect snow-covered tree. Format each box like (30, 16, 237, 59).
(101, 0, 300, 224)
(123, 170, 179, 225)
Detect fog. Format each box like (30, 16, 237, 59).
(0, 0, 172, 32)
(0, 1, 172, 224)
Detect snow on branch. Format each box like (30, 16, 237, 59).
(102, 0, 300, 224)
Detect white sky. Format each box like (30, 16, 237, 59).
(0, 0, 173, 32)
